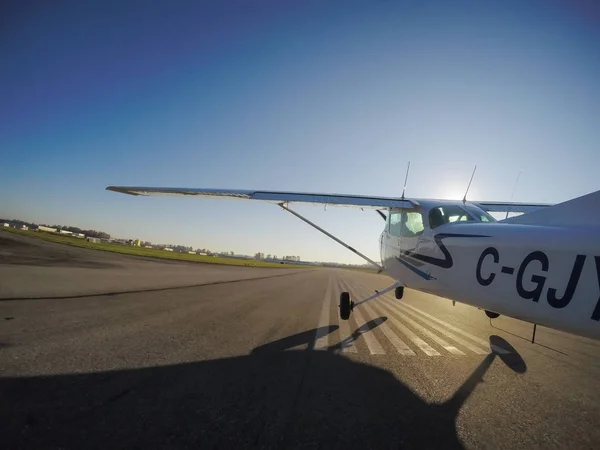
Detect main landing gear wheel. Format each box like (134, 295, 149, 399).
(339, 291, 354, 320)
(395, 286, 404, 300)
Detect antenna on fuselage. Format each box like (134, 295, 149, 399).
(505, 170, 522, 219)
(462, 165, 477, 203)
(401, 161, 411, 200)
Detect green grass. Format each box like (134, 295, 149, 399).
(1, 227, 313, 269)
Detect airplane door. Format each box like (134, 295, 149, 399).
(390, 209, 425, 254)
(381, 209, 394, 265)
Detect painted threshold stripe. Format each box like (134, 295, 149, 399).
(370, 301, 441, 356)
(351, 305, 386, 355)
(383, 299, 489, 355)
(362, 302, 415, 355)
(400, 302, 511, 354)
(378, 299, 466, 355)
(313, 275, 332, 351)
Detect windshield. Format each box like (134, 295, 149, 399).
(429, 205, 473, 228)
(464, 205, 497, 223)
(429, 204, 496, 229)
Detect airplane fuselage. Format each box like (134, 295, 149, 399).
(380, 221, 600, 341)
(105, 183, 600, 342)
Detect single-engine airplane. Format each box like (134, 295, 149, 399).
(106, 182, 600, 342)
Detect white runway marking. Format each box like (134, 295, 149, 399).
(351, 305, 386, 355)
(378, 299, 465, 355)
(313, 276, 332, 351)
(389, 300, 489, 355)
(370, 301, 441, 356)
(361, 302, 415, 355)
(338, 319, 358, 353)
(332, 276, 509, 356)
(400, 302, 511, 354)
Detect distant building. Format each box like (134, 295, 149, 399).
(87, 237, 100, 243)
(163, 248, 174, 252)
(38, 225, 57, 233)
(59, 229, 73, 235)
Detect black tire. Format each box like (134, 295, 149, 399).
(339, 292, 351, 320)
(485, 310, 500, 319)
(395, 286, 404, 300)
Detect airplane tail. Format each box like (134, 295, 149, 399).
(501, 189, 600, 227)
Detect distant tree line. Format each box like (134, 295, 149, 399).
(1, 218, 110, 239)
(53, 226, 111, 239)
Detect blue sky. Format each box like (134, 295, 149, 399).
(2, 0, 600, 263)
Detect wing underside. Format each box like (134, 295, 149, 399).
(105, 186, 552, 213)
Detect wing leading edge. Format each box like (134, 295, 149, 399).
(105, 186, 415, 209)
(105, 186, 553, 213)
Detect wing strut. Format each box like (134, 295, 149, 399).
(278, 203, 383, 272)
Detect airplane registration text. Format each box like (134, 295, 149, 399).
(475, 247, 600, 321)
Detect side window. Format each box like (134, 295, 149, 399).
(389, 211, 424, 237)
(404, 212, 424, 236)
(389, 211, 403, 237)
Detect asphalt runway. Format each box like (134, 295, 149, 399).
(2, 231, 600, 449)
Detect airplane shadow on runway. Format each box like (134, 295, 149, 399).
(1, 328, 525, 450)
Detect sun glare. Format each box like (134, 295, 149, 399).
(439, 186, 464, 200)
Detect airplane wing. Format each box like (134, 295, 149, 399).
(474, 201, 552, 214)
(106, 186, 553, 213)
(105, 186, 415, 209)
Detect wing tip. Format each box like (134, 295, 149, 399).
(106, 186, 140, 196)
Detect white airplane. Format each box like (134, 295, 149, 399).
(106, 183, 600, 342)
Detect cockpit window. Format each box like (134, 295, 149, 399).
(464, 205, 497, 223)
(389, 210, 424, 237)
(429, 205, 474, 229)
